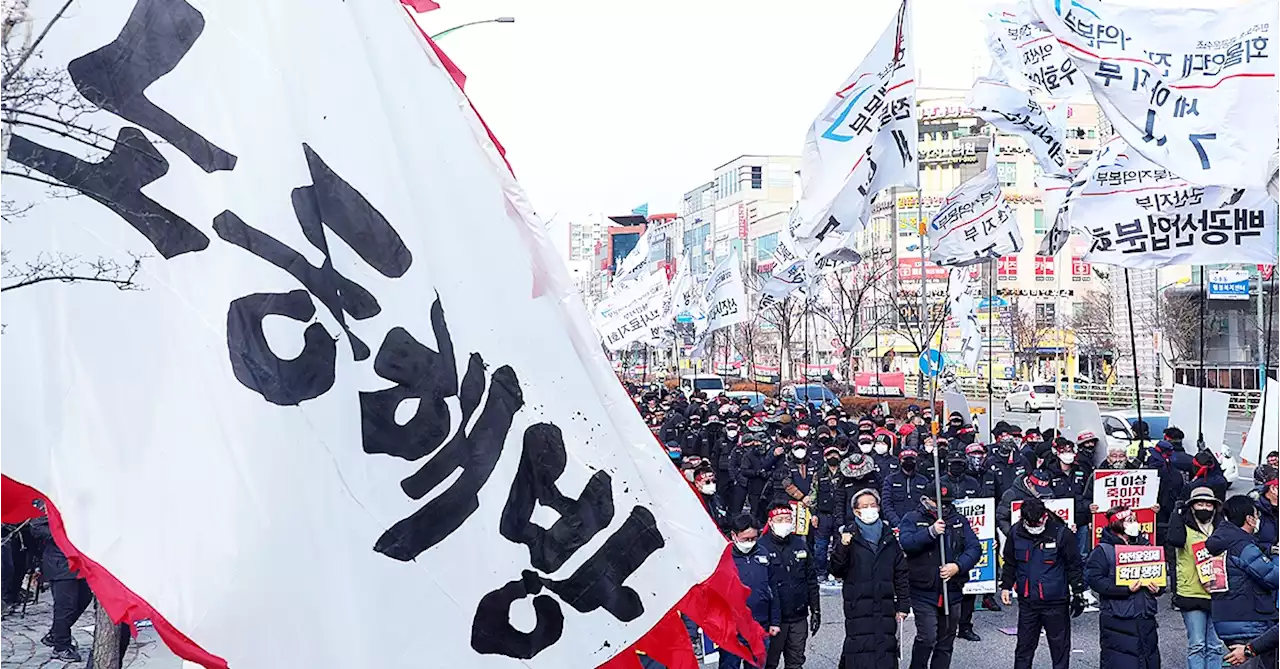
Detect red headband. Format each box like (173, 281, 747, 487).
(1107, 509, 1132, 524)
(768, 507, 794, 521)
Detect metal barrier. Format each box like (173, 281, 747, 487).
(926, 376, 1266, 415)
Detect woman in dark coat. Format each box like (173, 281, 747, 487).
(1084, 507, 1165, 669)
(828, 487, 909, 669)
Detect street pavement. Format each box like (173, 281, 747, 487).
(1, 597, 178, 669)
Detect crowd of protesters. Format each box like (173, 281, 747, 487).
(629, 382, 1279, 669)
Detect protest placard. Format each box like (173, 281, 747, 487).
(1011, 498, 1074, 527)
(1091, 469, 1159, 547)
(1114, 546, 1167, 588)
(1192, 541, 1230, 593)
(955, 497, 997, 594)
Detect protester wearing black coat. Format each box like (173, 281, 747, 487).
(1084, 524, 1165, 669)
(828, 506, 909, 669)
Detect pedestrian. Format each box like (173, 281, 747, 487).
(29, 515, 91, 662)
(1254, 453, 1279, 488)
(814, 446, 845, 579)
(770, 440, 816, 511)
(1084, 507, 1165, 669)
(1254, 473, 1277, 552)
(1074, 431, 1101, 477)
(1185, 450, 1229, 502)
(723, 514, 780, 669)
(898, 486, 981, 669)
(1000, 498, 1087, 669)
(938, 451, 985, 643)
(882, 448, 931, 528)
(1204, 495, 1278, 658)
(1046, 439, 1092, 562)
(1146, 434, 1193, 542)
(694, 467, 728, 534)
(1166, 487, 1227, 669)
(995, 469, 1054, 539)
(828, 488, 909, 669)
(760, 505, 820, 669)
(745, 433, 783, 523)
(989, 433, 1027, 502)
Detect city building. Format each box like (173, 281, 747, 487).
(680, 154, 802, 277)
(856, 87, 1105, 383)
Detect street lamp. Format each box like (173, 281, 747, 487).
(430, 17, 515, 40)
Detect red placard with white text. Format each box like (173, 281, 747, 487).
(1091, 469, 1158, 547)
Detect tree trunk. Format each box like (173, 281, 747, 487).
(92, 603, 121, 669)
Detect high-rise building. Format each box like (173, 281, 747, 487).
(679, 155, 802, 277)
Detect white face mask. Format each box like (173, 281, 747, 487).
(924, 442, 935, 453)
(1123, 521, 1141, 537)
(1059, 452, 1076, 465)
(796, 429, 810, 439)
(859, 442, 874, 454)
(771, 522, 795, 538)
(874, 443, 889, 455)
(734, 539, 756, 553)
(725, 430, 738, 438)
(792, 448, 807, 460)
(698, 482, 716, 495)
(856, 508, 880, 524)
(1025, 523, 1046, 535)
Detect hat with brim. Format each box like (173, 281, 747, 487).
(1186, 486, 1221, 505)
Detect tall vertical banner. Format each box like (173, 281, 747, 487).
(1091, 470, 1159, 547)
(0, 1, 764, 668)
(928, 166, 1022, 267)
(703, 251, 749, 332)
(1031, 0, 1278, 189)
(955, 498, 998, 594)
(793, 0, 917, 244)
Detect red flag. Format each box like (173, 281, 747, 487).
(401, 0, 441, 11)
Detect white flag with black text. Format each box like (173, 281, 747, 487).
(928, 166, 1023, 266)
(703, 252, 749, 332)
(967, 78, 1069, 177)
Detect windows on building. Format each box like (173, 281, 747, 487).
(751, 166, 763, 189)
(997, 161, 1017, 187)
(1034, 208, 1046, 234)
(756, 232, 778, 261)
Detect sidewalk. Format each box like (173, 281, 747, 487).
(1, 595, 178, 668)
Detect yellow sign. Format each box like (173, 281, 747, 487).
(1115, 546, 1168, 588)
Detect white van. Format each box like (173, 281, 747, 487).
(680, 374, 726, 399)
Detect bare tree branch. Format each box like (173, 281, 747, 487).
(2, 251, 147, 292)
(2, 0, 75, 88)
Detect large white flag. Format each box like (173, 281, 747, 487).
(1070, 142, 1279, 268)
(792, 0, 917, 244)
(1035, 138, 1124, 256)
(1031, 0, 1279, 188)
(984, 3, 1090, 99)
(703, 252, 749, 332)
(0, 1, 765, 668)
(928, 166, 1023, 266)
(614, 224, 655, 285)
(597, 272, 672, 351)
(967, 78, 1069, 177)
(948, 269, 983, 371)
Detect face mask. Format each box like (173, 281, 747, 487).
(725, 429, 739, 438)
(1059, 452, 1076, 465)
(859, 442, 874, 454)
(792, 448, 807, 460)
(967, 455, 984, 470)
(1192, 508, 1215, 523)
(668, 450, 681, 460)
(900, 458, 916, 472)
(771, 522, 795, 538)
(1025, 523, 1046, 535)
(796, 429, 810, 439)
(856, 508, 880, 524)
(873, 443, 889, 455)
(826, 457, 841, 467)
(1123, 521, 1141, 537)
(734, 539, 756, 553)
(924, 442, 935, 453)
(948, 463, 967, 478)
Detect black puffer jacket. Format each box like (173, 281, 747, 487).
(996, 473, 1054, 538)
(1084, 527, 1164, 669)
(27, 517, 77, 582)
(828, 519, 909, 669)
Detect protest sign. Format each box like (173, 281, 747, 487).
(1012, 498, 1074, 527)
(1060, 399, 1107, 466)
(1170, 384, 1231, 450)
(1243, 379, 1279, 464)
(1192, 541, 1229, 593)
(944, 391, 973, 424)
(1092, 469, 1158, 547)
(955, 498, 997, 595)
(1114, 546, 1168, 588)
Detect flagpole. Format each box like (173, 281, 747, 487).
(1259, 267, 1275, 465)
(1197, 271, 1207, 451)
(988, 258, 995, 442)
(918, 189, 927, 400)
(1124, 269, 1144, 436)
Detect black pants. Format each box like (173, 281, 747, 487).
(764, 619, 808, 669)
(83, 622, 130, 668)
(1014, 603, 1070, 669)
(48, 579, 93, 649)
(748, 485, 770, 523)
(728, 484, 749, 518)
(958, 594, 976, 633)
(910, 603, 959, 669)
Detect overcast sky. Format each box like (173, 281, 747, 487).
(414, 0, 994, 223)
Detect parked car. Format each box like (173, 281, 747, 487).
(780, 384, 841, 411)
(1098, 410, 1238, 484)
(1004, 382, 1057, 412)
(679, 374, 726, 399)
(725, 390, 767, 410)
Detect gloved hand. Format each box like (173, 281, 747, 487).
(810, 611, 821, 635)
(1071, 593, 1086, 618)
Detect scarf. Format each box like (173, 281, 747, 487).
(856, 516, 883, 547)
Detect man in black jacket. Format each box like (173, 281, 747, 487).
(938, 452, 986, 642)
(999, 498, 1086, 669)
(29, 516, 91, 662)
(760, 504, 820, 669)
(829, 488, 910, 669)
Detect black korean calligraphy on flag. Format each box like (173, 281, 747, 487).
(928, 165, 1024, 267)
(595, 272, 671, 351)
(966, 77, 1070, 177)
(1069, 141, 1279, 268)
(1031, 0, 1278, 189)
(984, 2, 1090, 99)
(793, 0, 917, 246)
(702, 251, 749, 332)
(0, 1, 766, 668)
(1034, 138, 1125, 257)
